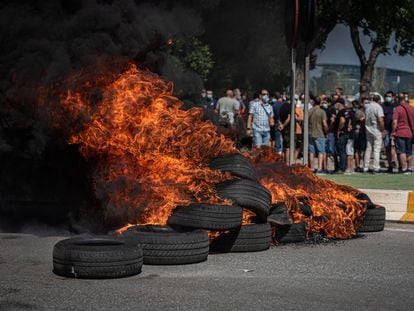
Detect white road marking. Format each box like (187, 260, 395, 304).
(385, 228, 414, 233)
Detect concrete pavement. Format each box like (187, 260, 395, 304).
(1, 222, 414, 310)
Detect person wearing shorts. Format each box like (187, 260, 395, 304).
(392, 99, 414, 173)
(308, 97, 328, 174)
(246, 89, 274, 150)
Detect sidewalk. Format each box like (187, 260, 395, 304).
(361, 189, 414, 222)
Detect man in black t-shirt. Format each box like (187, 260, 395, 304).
(335, 99, 356, 173)
(383, 90, 399, 172)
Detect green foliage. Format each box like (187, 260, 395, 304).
(170, 37, 214, 81)
(318, 0, 414, 57)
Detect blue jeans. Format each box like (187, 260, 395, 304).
(275, 130, 283, 152)
(336, 134, 349, 171)
(326, 132, 336, 156)
(253, 130, 271, 147)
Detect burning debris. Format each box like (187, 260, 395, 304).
(36, 62, 369, 240)
(43, 62, 385, 278)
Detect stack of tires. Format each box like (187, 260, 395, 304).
(207, 154, 272, 252)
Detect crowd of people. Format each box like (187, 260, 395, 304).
(198, 87, 414, 174)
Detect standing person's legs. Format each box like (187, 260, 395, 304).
(364, 132, 374, 172)
(262, 131, 271, 147)
(384, 131, 393, 171)
(336, 135, 347, 172)
(275, 130, 283, 154)
(346, 138, 354, 172)
(309, 138, 316, 170)
(327, 132, 338, 171)
(395, 137, 409, 171)
(252, 129, 263, 151)
(372, 134, 383, 172)
(316, 137, 326, 172)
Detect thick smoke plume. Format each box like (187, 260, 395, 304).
(0, 0, 204, 232)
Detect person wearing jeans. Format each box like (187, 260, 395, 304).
(246, 89, 274, 150)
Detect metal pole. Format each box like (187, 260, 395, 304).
(289, 48, 296, 165)
(303, 46, 310, 166)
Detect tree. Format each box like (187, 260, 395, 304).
(170, 37, 214, 82)
(319, 0, 414, 96)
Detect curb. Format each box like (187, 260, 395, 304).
(360, 189, 414, 222)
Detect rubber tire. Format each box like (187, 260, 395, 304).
(216, 179, 271, 221)
(209, 154, 258, 181)
(53, 237, 143, 279)
(267, 202, 292, 226)
(356, 192, 375, 209)
(209, 223, 272, 252)
(125, 225, 209, 265)
(167, 203, 242, 230)
(275, 222, 307, 243)
(358, 206, 385, 232)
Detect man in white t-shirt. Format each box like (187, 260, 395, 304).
(215, 89, 240, 127)
(362, 95, 385, 173)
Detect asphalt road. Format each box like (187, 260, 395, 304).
(1, 222, 414, 311)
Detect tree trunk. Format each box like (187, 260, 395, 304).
(348, 22, 382, 98)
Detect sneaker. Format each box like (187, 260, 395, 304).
(401, 170, 411, 175)
(386, 167, 394, 173)
(316, 170, 326, 176)
(355, 167, 362, 173)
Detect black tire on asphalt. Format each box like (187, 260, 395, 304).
(275, 222, 307, 243)
(209, 153, 258, 181)
(53, 237, 143, 279)
(167, 203, 243, 230)
(216, 179, 271, 221)
(358, 206, 385, 232)
(125, 225, 209, 265)
(209, 223, 272, 253)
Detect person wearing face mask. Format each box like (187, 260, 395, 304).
(246, 89, 274, 150)
(201, 90, 217, 110)
(271, 92, 284, 153)
(353, 99, 367, 172)
(382, 91, 399, 172)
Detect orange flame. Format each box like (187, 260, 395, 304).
(38, 62, 366, 239)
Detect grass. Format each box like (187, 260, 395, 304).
(320, 173, 414, 190)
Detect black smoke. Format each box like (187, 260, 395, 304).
(0, 0, 205, 233)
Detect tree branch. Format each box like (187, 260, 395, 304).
(349, 22, 367, 66)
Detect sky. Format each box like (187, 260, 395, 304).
(315, 24, 414, 73)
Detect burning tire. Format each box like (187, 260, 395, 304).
(356, 192, 375, 209)
(216, 179, 271, 221)
(274, 222, 307, 243)
(53, 237, 143, 279)
(267, 202, 292, 226)
(209, 154, 258, 181)
(125, 225, 209, 265)
(209, 223, 272, 252)
(358, 206, 385, 232)
(167, 203, 243, 230)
